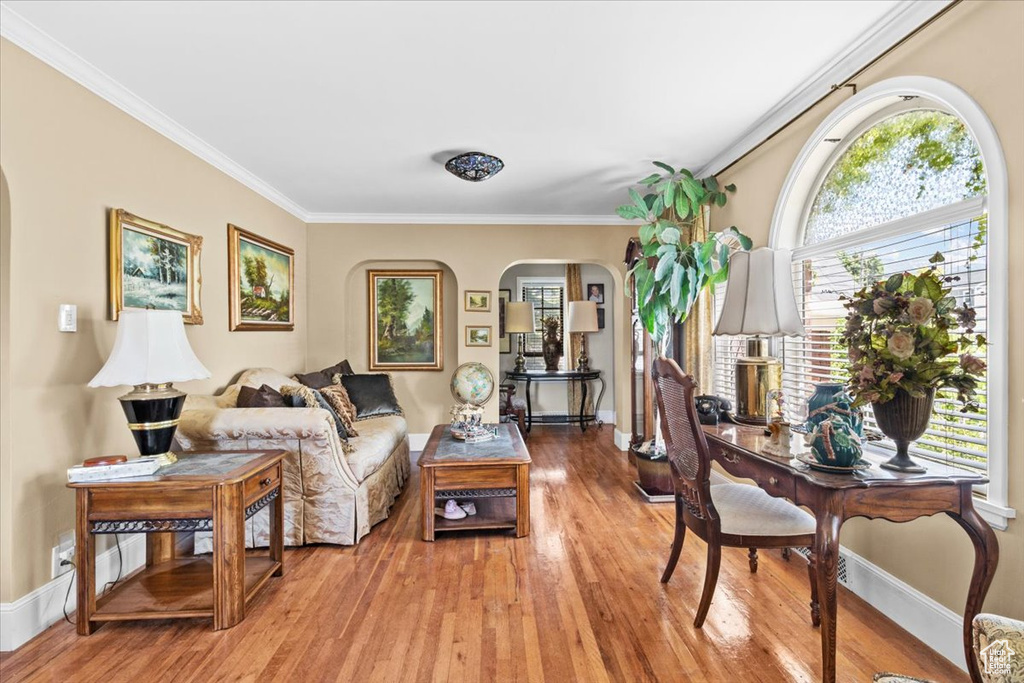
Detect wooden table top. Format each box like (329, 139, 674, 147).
(67, 450, 286, 488)
(702, 423, 987, 490)
(417, 424, 530, 467)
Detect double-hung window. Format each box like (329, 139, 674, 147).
(518, 277, 566, 371)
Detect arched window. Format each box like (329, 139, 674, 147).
(716, 77, 1012, 528)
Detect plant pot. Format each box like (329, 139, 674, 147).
(871, 388, 935, 473)
(632, 446, 673, 496)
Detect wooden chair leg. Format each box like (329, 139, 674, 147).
(807, 551, 821, 627)
(748, 548, 758, 573)
(694, 541, 721, 628)
(782, 547, 791, 561)
(516, 410, 527, 439)
(661, 498, 686, 584)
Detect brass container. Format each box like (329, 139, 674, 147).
(735, 338, 782, 425)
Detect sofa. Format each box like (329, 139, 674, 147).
(174, 368, 410, 549)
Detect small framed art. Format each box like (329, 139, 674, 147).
(498, 288, 512, 353)
(587, 283, 605, 304)
(464, 290, 491, 312)
(465, 325, 492, 347)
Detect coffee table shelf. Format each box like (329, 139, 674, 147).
(433, 497, 517, 532)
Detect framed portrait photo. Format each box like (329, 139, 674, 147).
(369, 270, 443, 371)
(587, 283, 605, 304)
(228, 224, 295, 331)
(109, 209, 203, 324)
(464, 290, 491, 312)
(465, 325, 492, 347)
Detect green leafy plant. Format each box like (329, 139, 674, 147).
(839, 252, 986, 410)
(618, 161, 752, 350)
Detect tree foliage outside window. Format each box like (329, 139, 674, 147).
(806, 110, 986, 244)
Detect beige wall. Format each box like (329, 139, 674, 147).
(307, 225, 635, 435)
(713, 0, 1023, 620)
(0, 40, 309, 601)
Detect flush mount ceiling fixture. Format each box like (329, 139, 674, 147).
(445, 152, 505, 182)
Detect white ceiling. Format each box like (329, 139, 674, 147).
(3, 1, 931, 222)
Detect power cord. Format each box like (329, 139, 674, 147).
(61, 560, 76, 625)
(101, 534, 123, 594)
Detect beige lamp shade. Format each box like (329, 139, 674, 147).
(567, 301, 599, 333)
(89, 310, 211, 387)
(713, 247, 805, 337)
(505, 301, 537, 333)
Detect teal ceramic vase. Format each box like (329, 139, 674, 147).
(805, 382, 863, 437)
(805, 415, 863, 467)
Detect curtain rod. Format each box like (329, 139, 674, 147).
(712, 0, 964, 178)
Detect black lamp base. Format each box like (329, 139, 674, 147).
(119, 383, 186, 463)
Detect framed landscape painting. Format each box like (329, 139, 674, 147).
(228, 224, 295, 331)
(369, 270, 443, 371)
(109, 209, 203, 324)
(465, 325, 492, 347)
(464, 290, 491, 312)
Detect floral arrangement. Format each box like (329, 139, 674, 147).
(839, 252, 986, 410)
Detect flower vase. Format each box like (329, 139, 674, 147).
(542, 318, 561, 371)
(871, 388, 935, 473)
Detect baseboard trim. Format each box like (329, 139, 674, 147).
(0, 534, 146, 652)
(613, 429, 631, 452)
(840, 546, 966, 671)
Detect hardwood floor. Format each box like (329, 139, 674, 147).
(1, 426, 965, 682)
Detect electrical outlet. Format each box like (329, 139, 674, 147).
(51, 533, 76, 579)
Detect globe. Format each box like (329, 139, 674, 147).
(450, 362, 495, 406)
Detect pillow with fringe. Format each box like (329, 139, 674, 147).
(322, 381, 360, 437)
(279, 385, 353, 453)
(338, 373, 404, 421)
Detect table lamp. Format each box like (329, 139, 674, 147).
(567, 301, 599, 372)
(506, 302, 537, 373)
(89, 309, 210, 465)
(713, 247, 804, 425)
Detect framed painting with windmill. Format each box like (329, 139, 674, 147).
(228, 224, 295, 331)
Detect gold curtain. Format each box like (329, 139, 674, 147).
(565, 264, 594, 416)
(681, 208, 714, 392)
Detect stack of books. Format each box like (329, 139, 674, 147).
(67, 455, 162, 483)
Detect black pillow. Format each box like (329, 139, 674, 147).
(237, 384, 287, 408)
(340, 374, 403, 421)
(294, 359, 355, 389)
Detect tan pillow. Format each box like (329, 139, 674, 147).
(279, 385, 354, 453)
(324, 379, 360, 437)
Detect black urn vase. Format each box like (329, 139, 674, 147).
(871, 388, 935, 473)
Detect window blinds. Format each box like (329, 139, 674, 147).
(521, 283, 565, 371)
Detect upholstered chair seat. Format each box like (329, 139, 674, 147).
(712, 483, 817, 537)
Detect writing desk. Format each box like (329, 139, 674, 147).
(701, 423, 998, 683)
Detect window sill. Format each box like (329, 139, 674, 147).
(974, 498, 1015, 531)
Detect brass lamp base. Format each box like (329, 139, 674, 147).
(734, 338, 782, 426)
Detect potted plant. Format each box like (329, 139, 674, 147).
(839, 252, 986, 472)
(617, 162, 752, 493)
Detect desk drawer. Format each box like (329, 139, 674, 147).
(710, 442, 795, 500)
(433, 465, 517, 490)
(244, 463, 281, 503)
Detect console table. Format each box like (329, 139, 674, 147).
(504, 369, 605, 433)
(68, 450, 285, 634)
(701, 423, 998, 683)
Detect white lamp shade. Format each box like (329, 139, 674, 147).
(89, 310, 211, 387)
(567, 301, 599, 333)
(506, 302, 537, 333)
(713, 247, 805, 337)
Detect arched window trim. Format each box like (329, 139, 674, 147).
(769, 76, 1012, 529)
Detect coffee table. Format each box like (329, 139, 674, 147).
(417, 423, 531, 541)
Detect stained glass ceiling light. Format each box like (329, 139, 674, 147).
(445, 152, 504, 182)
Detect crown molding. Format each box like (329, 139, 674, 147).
(0, 3, 309, 221)
(304, 212, 631, 226)
(695, 0, 954, 178)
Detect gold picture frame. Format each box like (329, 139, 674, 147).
(464, 290, 492, 312)
(109, 208, 203, 324)
(368, 270, 444, 371)
(465, 325, 492, 347)
(228, 224, 295, 331)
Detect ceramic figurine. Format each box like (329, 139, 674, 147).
(804, 415, 863, 467)
(762, 421, 792, 457)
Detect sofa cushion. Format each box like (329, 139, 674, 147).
(236, 384, 288, 408)
(294, 359, 356, 389)
(237, 368, 303, 392)
(346, 415, 408, 482)
(280, 385, 353, 451)
(340, 374, 404, 421)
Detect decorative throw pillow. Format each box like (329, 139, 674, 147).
(322, 381, 360, 437)
(293, 359, 356, 389)
(236, 384, 287, 408)
(339, 374, 404, 421)
(279, 385, 353, 452)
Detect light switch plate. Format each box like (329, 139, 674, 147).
(58, 304, 77, 332)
